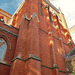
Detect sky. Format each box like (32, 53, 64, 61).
(0, 0, 22, 15)
(50, 0, 75, 28)
(0, 0, 75, 28)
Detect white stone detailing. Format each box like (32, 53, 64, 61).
(23, 14, 27, 19)
(59, 38, 62, 40)
(0, 60, 6, 64)
(48, 31, 52, 34)
(52, 11, 56, 16)
(17, 54, 21, 58)
(66, 68, 69, 71)
(53, 64, 58, 67)
(23, 13, 39, 22)
(44, 5, 48, 9)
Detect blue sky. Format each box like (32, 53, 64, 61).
(0, 0, 75, 28)
(0, 0, 22, 15)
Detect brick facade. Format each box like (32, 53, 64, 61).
(0, 0, 74, 75)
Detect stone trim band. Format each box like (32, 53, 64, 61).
(39, 28, 69, 46)
(0, 62, 11, 66)
(12, 54, 41, 63)
(0, 58, 72, 74)
(0, 20, 19, 30)
(41, 65, 55, 69)
(42, 65, 72, 74)
(0, 27, 18, 37)
(39, 28, 48, 34)
(59, 70, 72, 73)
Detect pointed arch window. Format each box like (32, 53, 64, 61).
(0, 38, 7, 60)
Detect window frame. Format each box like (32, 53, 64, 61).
(0, 38, 7, 61)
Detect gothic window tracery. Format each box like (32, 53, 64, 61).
(0, 38, 7, 60)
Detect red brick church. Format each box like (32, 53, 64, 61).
(0, 0, 75, 75)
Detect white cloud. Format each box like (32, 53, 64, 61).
(50, 0, 75, 28)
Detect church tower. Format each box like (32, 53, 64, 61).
(0, 0, 74, 75)
(10, 0, 74, 75)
